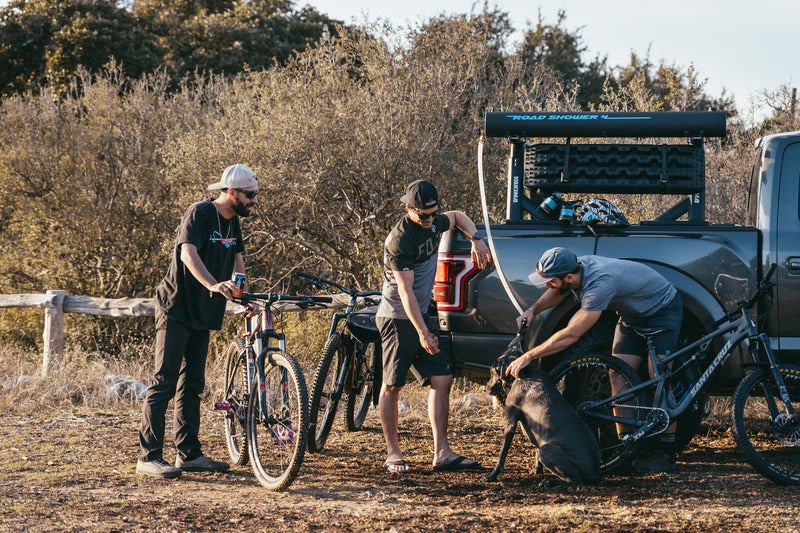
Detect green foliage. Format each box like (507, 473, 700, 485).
(0, 0, 162, 95)
(133, 0, 337, 81)
(0, 0, 338, 97)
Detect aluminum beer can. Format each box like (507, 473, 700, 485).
(231, 272, 245, 298)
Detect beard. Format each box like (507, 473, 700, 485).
(232, 198, 252, 217)
(556, 282, 573, 295)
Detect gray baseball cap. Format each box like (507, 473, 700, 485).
(208, 164, 258, 190)
(533, 247, 578, 279)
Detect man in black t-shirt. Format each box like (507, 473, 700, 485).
(136, 164, 258, 478)
(376, 180, 491, 473)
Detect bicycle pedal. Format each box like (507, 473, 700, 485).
(213, 402, 232, 411)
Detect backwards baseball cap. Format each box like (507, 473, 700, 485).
(208, 164, 258, 191)
(534, 247, 578, 279)
(400, 179, 439, 209)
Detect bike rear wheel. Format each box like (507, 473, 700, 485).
(550, 353, 647, 473)
(731, 364, 800, 485)
(222, 338, 250, 466)
(246, 350, 309, 491)
(345, 340, 379, 432)
(308, 332, 345, 453)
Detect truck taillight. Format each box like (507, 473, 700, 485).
(434, 253, 479, 311)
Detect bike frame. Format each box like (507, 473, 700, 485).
(321, 293, 363, 401)
(243, 305, 289, 427)
(300, 271, 381, 401)
(232, 292, 329, 427)
(586, 299, 795, 435)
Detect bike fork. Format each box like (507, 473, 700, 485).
(756, 333, 798, 422)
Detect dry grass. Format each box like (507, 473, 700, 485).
(0, 340, 492, 425)
(0, 344, 153, 413)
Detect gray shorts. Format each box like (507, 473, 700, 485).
(613, 293, 683, 358)
(376, 316, 451, 387)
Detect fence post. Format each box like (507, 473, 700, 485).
(42, 290, 66, 376)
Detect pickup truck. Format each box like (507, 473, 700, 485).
(434, 111, 800, 396)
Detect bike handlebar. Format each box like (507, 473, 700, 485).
(232, 292, 333, 309)
(296, 271, 382, 300)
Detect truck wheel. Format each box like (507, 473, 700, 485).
(541, 315, 615, 371)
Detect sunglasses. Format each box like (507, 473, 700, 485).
(234, 188, 258, 199)
(412, 207, 440, 220)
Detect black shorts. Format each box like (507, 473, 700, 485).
(376, 316, 451, 387)
(613, 293, 683, 358)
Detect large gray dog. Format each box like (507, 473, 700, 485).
(485, 339, 601, 484)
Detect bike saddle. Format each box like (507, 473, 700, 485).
(631, 327, 668, 338)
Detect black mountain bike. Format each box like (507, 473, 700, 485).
(550, 264, 800, 484)
(297, 272, 382, 453)
(215, 291, 330, 490)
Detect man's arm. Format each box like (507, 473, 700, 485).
(180, 243, 239, 300)
(395, 269, 439, 355)
(233, 253, 245, 280)
(515, 287, 570, 329)
(506, 308, 602, 377)
(443, 210, 491, 269)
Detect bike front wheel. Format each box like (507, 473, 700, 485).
(246, 350, 309, 491)
(731, 364, 800, 485)
(222, 338, 250, 466)
(308, 332, 345, 453)
(345, 340, 379, 432)
(550, 353, 647, 474)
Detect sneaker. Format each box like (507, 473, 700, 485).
(136, 458, 182, 479)
(175, 455, 229, 472)
(631, 450, 676, 473)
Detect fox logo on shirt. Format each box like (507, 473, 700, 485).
(417, 236, 438, 259)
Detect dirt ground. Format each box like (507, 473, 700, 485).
(1, 390, 799, 533)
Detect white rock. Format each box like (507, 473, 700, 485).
(105, 374, 148, 400)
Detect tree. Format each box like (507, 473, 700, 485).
(132, 0, 340, 81)
(516, 10, 610, 108)
(0, 0, 341, 97)
(0, 0, 162, 95)
(613, 50, 735, 113)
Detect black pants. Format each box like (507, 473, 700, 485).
(138, 312, 209, 462)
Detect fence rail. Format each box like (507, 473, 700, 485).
(0, 290, 350, 376)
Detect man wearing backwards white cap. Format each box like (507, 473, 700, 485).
(136, 164, 259, 478)
(506, 246, 683, 473)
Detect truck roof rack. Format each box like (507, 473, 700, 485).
(485, 111, 727, 223)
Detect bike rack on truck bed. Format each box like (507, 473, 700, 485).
(485, 111, 727, 223)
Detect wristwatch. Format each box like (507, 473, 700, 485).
(468, 232, 482, 241)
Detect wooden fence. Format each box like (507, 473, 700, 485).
(0, 291, 349, 376)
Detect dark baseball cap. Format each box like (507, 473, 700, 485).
(400, 180, 439, 209)
(534, 247, 578, 279)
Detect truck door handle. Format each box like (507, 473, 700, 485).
(788, 258, 800, 273)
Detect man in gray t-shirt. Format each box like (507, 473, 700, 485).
(506, 247, 683, 473)
(376, 179, 491, 473)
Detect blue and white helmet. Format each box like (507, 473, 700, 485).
(577, 198, 630, 226)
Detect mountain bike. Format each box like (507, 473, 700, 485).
(297, 271, 382, 453)
(215, 291, 330, 490)
(550, 264, 800, 484)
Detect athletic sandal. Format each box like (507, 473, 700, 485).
(384, 459, 411, 473)
(432, 455, 479, 472)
